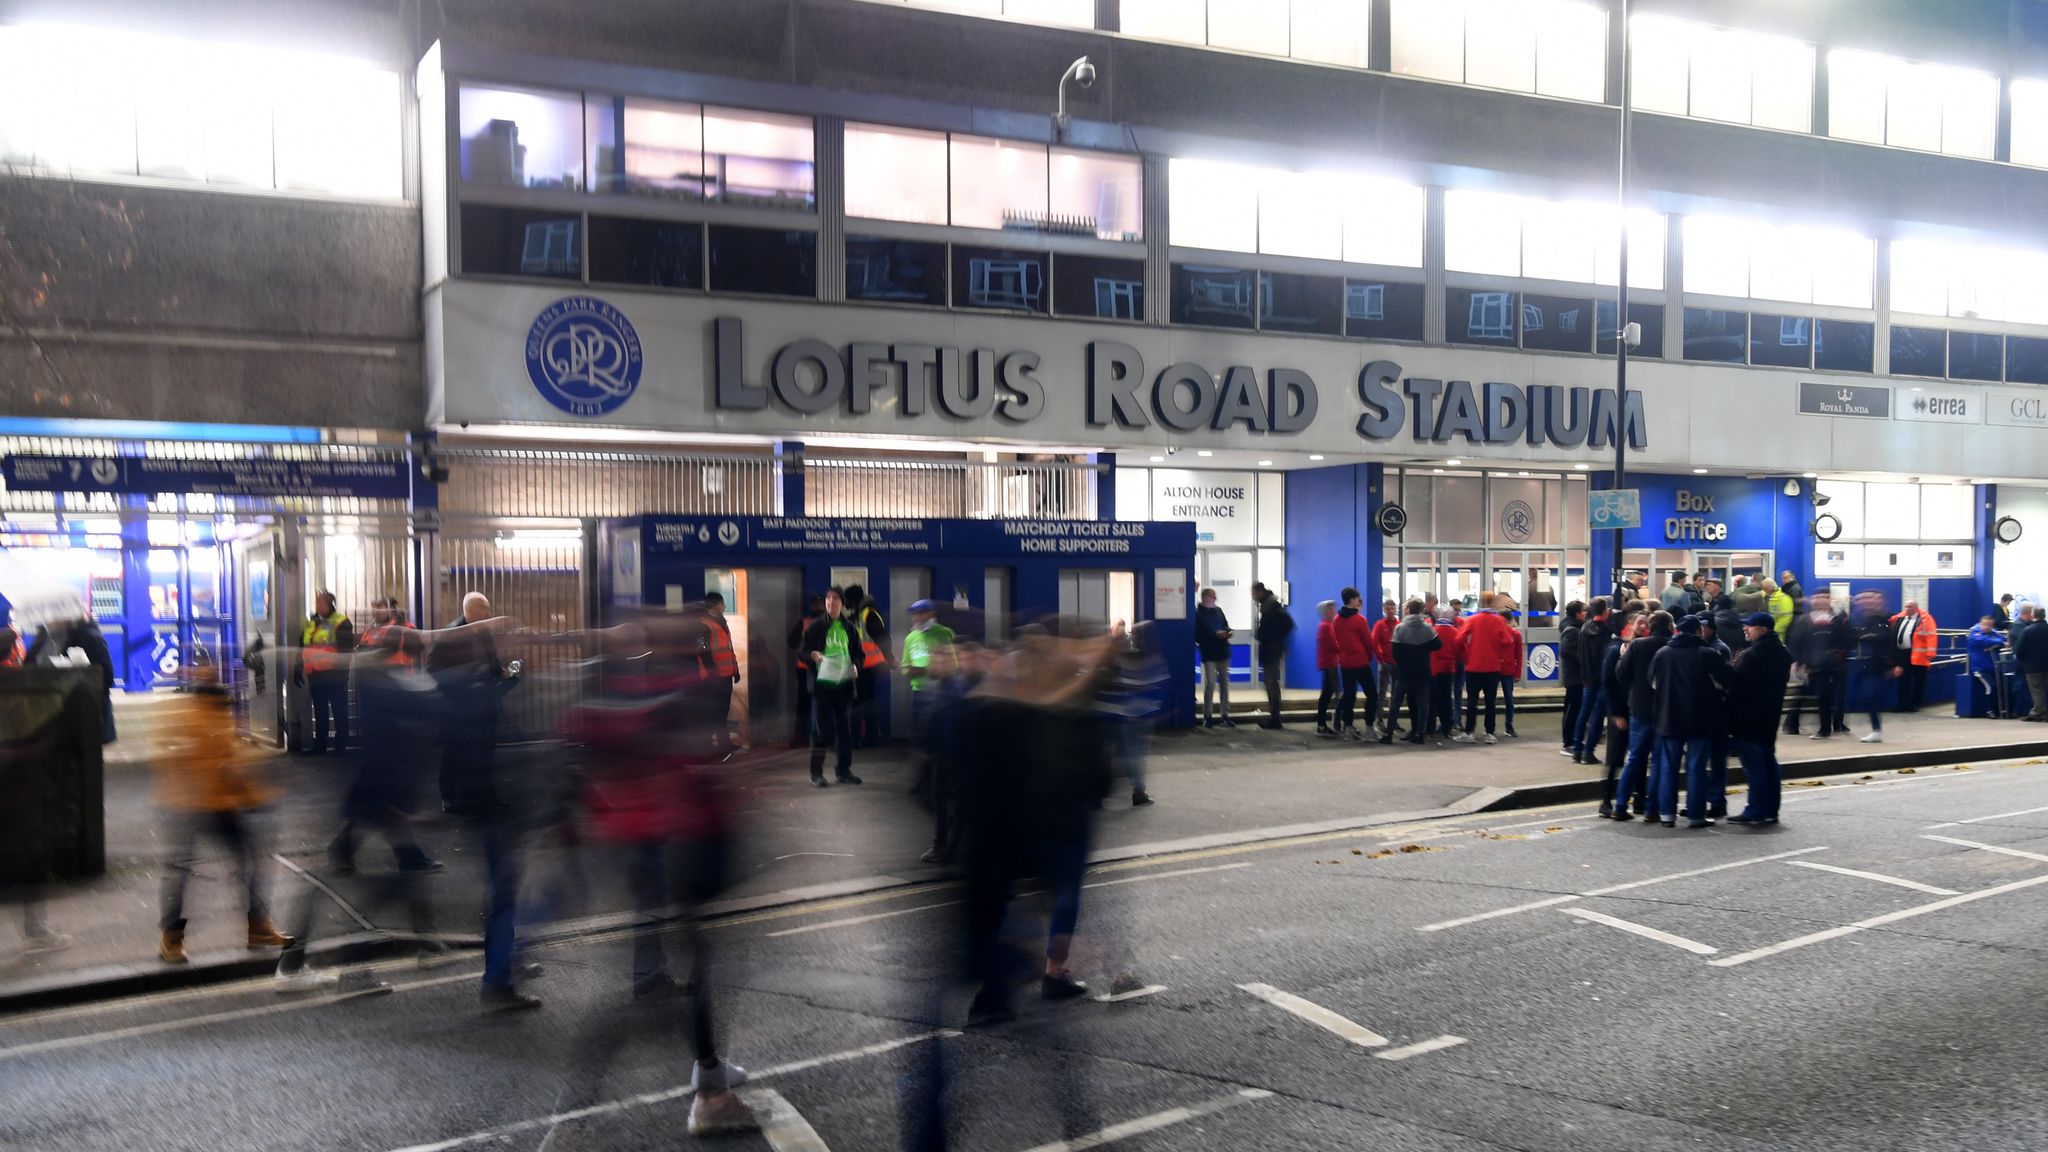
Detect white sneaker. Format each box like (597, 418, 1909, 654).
(273, 967, 341, 993)
(687, 1089, 758, 1136)
(690, 1060, 748, 1092)
(1483, 733, 1499, 745)
(1451, 732, 1475, 744)
(1859, 731, 1884, 743)
(22, 930, 73, 955)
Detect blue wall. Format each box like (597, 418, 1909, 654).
(1282, 464, 1382, 688)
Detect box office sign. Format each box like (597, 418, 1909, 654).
(710, 318, 1649, 451)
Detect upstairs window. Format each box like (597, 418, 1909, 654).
(1681, 216, 1872, 308)
(1827, 49, 1997, 159)
(1442, 190, 1666, 289)
(2008, 78, 2048, 170)
(846, 123, 1142, 240)
(1629, 15, 1814, 133)
(1389, 0, 1607, 103)
(1888, 239, 2048, 325)
(867, 0, 1095, 28)
(1169, 159, 1424, 266)
(1121, 0, 1371, 69)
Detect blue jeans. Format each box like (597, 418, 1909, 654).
(481, 820, 523, 989)
(1734, 738, 1782, 820)
(1655, 736, 1713, 820)
(1117, 719, 1150, 792)
(1576, 690, 1607, 758)
(1614, 712, 1659, 813)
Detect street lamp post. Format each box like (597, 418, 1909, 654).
(1610, 0, 1632, 602)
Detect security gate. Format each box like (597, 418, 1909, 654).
(429, 523, 589, 742)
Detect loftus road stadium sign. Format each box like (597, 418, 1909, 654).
(711, 317, 1648, 450)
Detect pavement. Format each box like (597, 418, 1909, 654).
(4, 701, 2046, 1014)
(12, 750, 2048, 1150)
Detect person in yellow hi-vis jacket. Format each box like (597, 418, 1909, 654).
(297, 590, 355, 754)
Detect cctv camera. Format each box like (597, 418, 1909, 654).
(1075, 60, 1097, 88)
(1811, 492, 1832, 508)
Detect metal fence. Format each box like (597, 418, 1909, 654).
(437, 449, 780, 519)
(804, 457, 1100, 520)
(431, 529, 589, 742)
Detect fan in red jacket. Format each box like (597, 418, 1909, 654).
(1429, 615, 1463, 737)
(1459, 609, 1516, 741)
(1371, 600, 1400, 732)
(1314, 601, 1341, 733)
(1331, 589, 1378, 736)
(1498, 610, 1524, 737)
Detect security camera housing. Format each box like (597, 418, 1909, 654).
(1075, 61, 1097, 88)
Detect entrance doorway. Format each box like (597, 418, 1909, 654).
(1196, 548, 1255, 684)
(1624, 550, 1773, 603)
(705, 565, 802, 749)
(236, 525, 288, 748)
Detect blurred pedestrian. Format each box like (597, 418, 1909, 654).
(799, 586, 866, 786)
(1313, 600, 1340, 736)
(1100, 622, 1164, 806)
(153, 667, 292, 964)
(1251, 583, 1295, 729)
(904, 598, 956, 806)
(786, 593, 824, 748)
(1786, 594, 1850, 738)
(1383, 600, 1440, 745)
(1332, 587, 1376, 740)
(701, 591, 740, 751)
(27, 610, 116, 744)
(843, 585, 891, 747)
(1968, 614, 2008, 717)
(1193, 588, 1235, 728)
(297, 590, 355, 755)
(1595, 605, 1640, 818)
(1850, 591, 1897, 744)
(1728, 612, 1794, 826)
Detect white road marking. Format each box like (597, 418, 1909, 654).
(1922, 834, 2048, 865)
(766, 863, 1251, 937)
(1785, 860, 1959, 896)
(1416, 895, 1582, 932)
(382, 1031, 955, 1152)
(746, 1087, 831, 1152)
(1924, 803, 2048, 830)
(1559, 907, 1719, 955)
(274, 853, 376, 931)
(1093, 984, 1168, 1003)
(1417, 847, 1828, 932)
(1237, 983, 1389, 1047)
(1374, 1034, 1470, 1062)
(1014, 1088, 1274, 1152)
(1710, 870, 2048, 967)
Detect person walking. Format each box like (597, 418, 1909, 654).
(1850, 592, 1898, 744)
(1384, 600, 1441, 745)
(2016, 604, 2048, 721)
(902, 598, 956, 805)
(1727, 612, 1795, 826)
(701, 592, 741, 751)
(327, 626, 441, 877)
(1649, 616, 1732, 829)
(298, 590, 355, 755)
(1459, 604, 1515, 744)
(1786, 594, 1850, 739)
(154, 667, 294, 964)
(1573, 598, 1615, 763)
(1889, 600, 1938, 713)
(799, 586, 866, 785)
(1313, 600, 1340, 736)
(1251, 583, 1295, 729)
(1372, 599, 1400, 736)
(786, 594, 824, 748)
(1332, 588, 1376, 739)
(1611, 611, 1674, 822)
(1558, 601, 1585, 757)
(1967, 615, 2008, 717)
(1194, 588, 1235, 728)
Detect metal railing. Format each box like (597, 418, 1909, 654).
(436, 448, 779, 519)
(804, 456, 1100, 520)
(432, 529, 589, 742)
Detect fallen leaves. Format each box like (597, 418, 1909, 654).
(1398, 843, 1441, 853)
(1350, 848, 1363, 855)
(1365, 851, 1394, 860)
(1787, 779, 1826, 788)
(1896, 767, 1917, 775)
(1543, 826, 1566, 834)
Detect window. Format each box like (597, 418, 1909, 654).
(2014, 79, 2048, 170)
(1826, 49, 1997, 159)
(1680, 216, 1872, 307)
(460, 85, 584, 190)
(1814, 320, 1875, 373)
(1170, 159, 1424, 267)
(1443, 191, 1665, 289)
(588, 216, 703, 289)
(703, 108, 815, 209)
(1055, 255, 1146, 320)
(1260, 272, 1343, 336)
(1596, 301, 1665, 358)
(0, 25, 403, 199)
(1888, 239, 2048, 325)
(1522, 293, 1595, 354)
(1889, 325, 1946, 377)
(1682, 308, 1748, 363)
(1629, 15, 1814, 132)
(1120, 1, 1370, 69)
(1950, 331, 2004, 381)
(1448, 288, 1519, 346)
(1390, 0, 1606, 102)
(848, 124, 1140, 239)
(707, 226, 815, 297)
(1749, 314, 1811, 368)
(846, 237, 947, 306)
(1171, 263, 1257, 329)
(586, 96, 704, 198)
(1346, 281, 1426, 342)
(2008, 336, 2048, 386)
(462, 204, 581, 279)
(843, 124, 948, 224)
(872, 0, 1094, 27)
(953, 246, 1049, 313)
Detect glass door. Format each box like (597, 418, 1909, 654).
(235, 526, 288, 748)
(1198, 548, 1256, 683)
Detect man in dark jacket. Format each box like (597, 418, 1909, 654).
(1558, 601, 1585, 757)
(1849, 592, 1898, 743)
(1573, 598, 1614, 763)
(1785, 594, 1851, 738)
(1728, 613, 1795, 826)
(1595, 606, 1639, 817)
(1250, 583, 1295, 730)
(2015, 604, 2048, 721)
(800, 587, 869, 786)
(1650, 616, 1733, 828)
(1383, 600, 1441, 745)
(1610, 611, 1673, 821)
(1708, 580, 1745, 655)
(1193, 589, 1234, 728)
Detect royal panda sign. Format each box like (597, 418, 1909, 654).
(709, 317, 1648, 450)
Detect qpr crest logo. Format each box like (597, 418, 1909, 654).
(525, 296, 643, 417)
(1500, 499, 1535, 545)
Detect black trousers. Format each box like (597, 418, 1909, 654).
(1898, 663, 1928, 712)
(1429, 673, 1454, 735)
(1463, 671, 1501, 735)
(1560, 684, 1584, 749)
(809, 680, 855, 779)
(1336, 665, 1375, 729)
(1316, 669, 1340, 726)
(308, 671, 350, 753)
